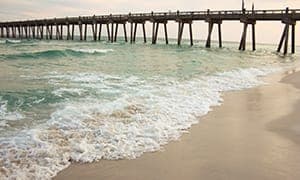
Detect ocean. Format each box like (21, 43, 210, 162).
(0, 37, 297, 179)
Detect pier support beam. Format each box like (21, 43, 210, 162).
(130, 22, 134, 43)
(124, 23, 128, 42)
(177, 20, 193, 46)
(11, 26, 16, 38)
(111, 23, 114, 43)
(24, 26, 29, 39)
(151, 21, 168, 44)
(78, 22, 83, 41)
(142, 23, 146, 43)
(60, 25, 63, 40)
(71, 24, 74, 40)
(114, 23, 119, 42)
(205, 19, 222, 48)
(153, 22, 159, 44)
(0, 27, 3, 38)
(129, 21, 146, 43)
(41, 25, 44, 39)
(27, 26, 30, 39)
(112, 22, 127, 42)
(98, 24, 102, 41)
(292, 24, 295, 54)
(66, 22, 71, 40)
(92, 16, 98, 41)
(55, 24, 60, 40)
(239, 19, 256, 51)
(92, 22, 98, 41)
(130, 22, 138, 43)
(6, 26, 10, 38)
(17, 25, 21, 39)
(36, 26, 40, 39)
(50, 25, 53, 40)
(277, 19, 296, 55)
(133, 23, 137, 42)
(27, 26, 31, 38)
(84, 24, 87, 41)
(46, 25, 50, 40)
(31, 26, 36, 39)
(106, 23, 111, 41)
(37, 25, 44, 39)
(189, 23, 193, 46)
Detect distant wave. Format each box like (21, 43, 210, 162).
(0, 48, 114, 60)
(68, 48, 114, 54)
(0, 39, 22, 44)
(0, 50, 68, 60)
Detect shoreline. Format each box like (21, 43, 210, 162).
(55, 69, 300, 180)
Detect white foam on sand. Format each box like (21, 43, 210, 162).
(0, 67, 280, 180)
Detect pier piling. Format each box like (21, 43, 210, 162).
(106, 23, 111, 41)
(79, 23, 83, 40)
(164, 22, 168, 44)
(84, 24, 87, 41)
(142, 23, 146, 43)
(205, 20, 222, 48)
(123, 23, 128, 42)
(98, 24, 102, 41)
(92, 23, 97, 41)
(133, 23, 137, 42)
(111, 23, 114, 43)
(239, 19, 256, 51)
(31, 26, 35, 39)
(114, 23, 118, 42)
(277, 20, 296, 54)
(67, 23, 71, 40)
(71, 24, 74, 40)
(177, 21, 193, 46)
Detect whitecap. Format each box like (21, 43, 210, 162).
(52, 88, 87, 97)
(69, 48, 114, 54)
(6, 39, 22, 44)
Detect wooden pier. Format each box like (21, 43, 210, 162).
(0, 8, 300, 54)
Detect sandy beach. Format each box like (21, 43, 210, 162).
(55, 70, 300, 180)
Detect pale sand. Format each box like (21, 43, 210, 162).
(55, 70, 300, 180)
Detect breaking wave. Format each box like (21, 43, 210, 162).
(0, 66, 279, 180)
(0, 48, 114, 60)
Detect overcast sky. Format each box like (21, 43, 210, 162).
(1, 0, 300, 44)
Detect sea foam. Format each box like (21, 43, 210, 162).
(0, 67, 279, 180)
(0, 39, 22, 44)
(0, 99, 25, 122)
(69, 48, 114, 54)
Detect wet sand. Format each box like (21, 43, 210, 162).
(55, 70, 300, 180)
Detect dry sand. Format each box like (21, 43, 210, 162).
(55, 70, 300, 180)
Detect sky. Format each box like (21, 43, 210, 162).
(1, 0, 300, 44)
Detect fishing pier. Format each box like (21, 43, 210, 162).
(0, 8, 299, 54)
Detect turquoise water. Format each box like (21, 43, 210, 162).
(0, 38, 297, 179)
